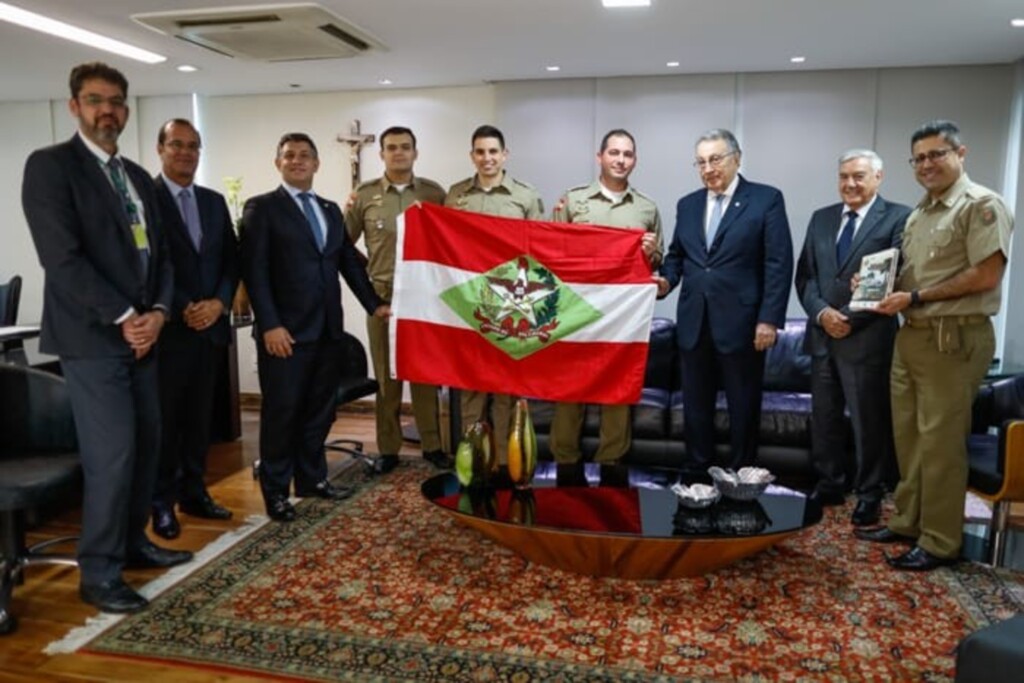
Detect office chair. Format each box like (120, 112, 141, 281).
(0, 363, 81, 635)
(325, 331, 381, 473)
(967, 374, 1024, 567)
(0, 274, 21, 327)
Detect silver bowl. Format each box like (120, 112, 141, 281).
(708, 466, 775, 502)
(670, 482, 721, 509)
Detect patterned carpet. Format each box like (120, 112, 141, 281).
(81, 461, 1024, 682)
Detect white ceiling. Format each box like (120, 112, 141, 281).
(2, 0, 1023, 102)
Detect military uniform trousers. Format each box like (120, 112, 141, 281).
(550, 403, 631, 463)
(887, 317, 994, 558)
(366, 309, 441, 455)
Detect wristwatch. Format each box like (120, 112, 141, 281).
(910, 290, 923, 307)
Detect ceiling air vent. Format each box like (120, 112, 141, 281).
(133, 3, 386, 62)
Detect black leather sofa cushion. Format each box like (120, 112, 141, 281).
(668, 390, 815, 448)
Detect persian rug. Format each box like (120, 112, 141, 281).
(74, 462, 1024, 682)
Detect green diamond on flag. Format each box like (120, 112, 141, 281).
(440, 255, 602, 360)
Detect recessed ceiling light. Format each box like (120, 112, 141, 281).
(602, 0, 651, 7)
(1012, 18, 1024, 28)
(378, 78, 392, 85)
(546, 65, 560, 72)
(176, 64, 198, 73)
(666, 61, 680, 68)
(0, 1, 165, 64)
(790, 56, 806, 64)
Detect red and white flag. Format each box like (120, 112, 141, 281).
(390, 203, 656, 404)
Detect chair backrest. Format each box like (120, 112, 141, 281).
(338, 330, 370, 379)
(0, 363, 78, 456)
(0, 274, 22, 326)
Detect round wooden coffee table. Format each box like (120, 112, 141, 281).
(422, 462, 822, 579)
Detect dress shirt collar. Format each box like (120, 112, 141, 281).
(77, 130, 122, 166)
(381, 174, 419, 193)
(842, 193, 878, 222)
(471, 171, 512, 194)
(919, 173, 972, 210)
(596, 180, 631, 205)
(159, 174, 194, 196)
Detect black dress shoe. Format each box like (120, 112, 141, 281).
(423, 449, 455, 469)
(180, 494, 233, 520)
(265, 495, 296, 522)
(296, 480, 354, 500)
(851, 499, 881, 527)
(808, 489, 845, 507)
(80, 579, 148, 614)
(853, 526, 915, 544)
(376, 454, 400, 474)
(126, 541, 194, 569)
(886, 545, 958, 571)
(151, 502, 180, 540)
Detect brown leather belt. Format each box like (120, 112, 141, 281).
(902, 314, 989, 329)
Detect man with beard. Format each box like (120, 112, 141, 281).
(22, 62, 191, 614)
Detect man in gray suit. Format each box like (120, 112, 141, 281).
(795, 149, 911, 526)
(22, 62, 192, 614)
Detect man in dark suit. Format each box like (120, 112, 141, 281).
(795, 150, 910, 526)
(151, 119, 238, 539)
(656, 129, 793, 470)
(21, 62, 192, 614)
(241, 133, 387, 522)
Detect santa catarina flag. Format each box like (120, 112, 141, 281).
(390, 203, 657, 404)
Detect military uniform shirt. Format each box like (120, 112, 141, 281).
(346, 175, 446, 296)
(553, 180, 664, 267)
(445, 172, 544, 220)
(898, 174, 1013, 319)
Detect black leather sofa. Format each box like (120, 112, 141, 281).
(530, 317, 842, 488)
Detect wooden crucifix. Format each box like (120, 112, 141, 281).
(337, 119, 376, 190)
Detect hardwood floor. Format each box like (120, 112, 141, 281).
(0, 410, 420, 683)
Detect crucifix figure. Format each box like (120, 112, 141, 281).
(337, 119, 376, 190)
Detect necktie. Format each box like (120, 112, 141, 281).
(836, 210, 857, 264)
(706, 194, 726, 246)
(108, 158, 149, 275)
(178, 188, 203, 250)
(298, 192, 325, 251)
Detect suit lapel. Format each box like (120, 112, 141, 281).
(707, 177, 750, 253)
(276, 186, 321, 251)
(72, 136, 131, 232)
(318, 196, 340, 251)
(845, 197, 886, 263)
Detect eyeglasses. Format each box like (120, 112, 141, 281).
(80, 94, 126, 109)
(165, 140, 201, 152)
(693, 152, 736, 169)
(908, 148, 955, 167)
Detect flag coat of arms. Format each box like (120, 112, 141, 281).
(390, 203, 657, 404)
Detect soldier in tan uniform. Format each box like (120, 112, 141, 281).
(446, 124, 544, 459)
(549, 129, 663, 466)
(855, 120, 1013, 571)
(346, 126, 449, 472)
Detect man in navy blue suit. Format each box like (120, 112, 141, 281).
(22, 63, 191, 614)
(656, 129, 793, 470)
(241, 133, 388, 522)
(151, 119, 238, 539)
(795, 150, 909, 526)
